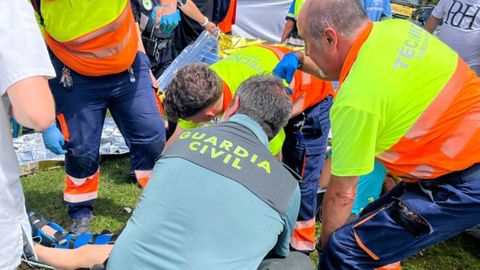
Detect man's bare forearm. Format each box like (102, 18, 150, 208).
(320, 175, 358, 247)
(424, 16, 442, 34)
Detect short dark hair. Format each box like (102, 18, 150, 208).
(164, 63, 222, 122)
(234, 75, 292, 139)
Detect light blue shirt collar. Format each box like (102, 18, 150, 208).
(229, 114, 269, 146)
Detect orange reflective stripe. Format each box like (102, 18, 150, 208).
(222, 81, 233, 112)
(135, 170, 152, 188)
(56, 113, 70, 142)
(217, 0, 237, 33)
(441, 110, 480, 158)
(291, 218, 316, 251)
(380, 59, 480, 180)
(45, 3, 138, 76)
(64, 171, 100, 203)
(376, 262, 402, 270)
(404, 58, 468, 141)
(354, 231, 379, 260)
(352, 206, 388, 261)
(338, 22, 374, 89)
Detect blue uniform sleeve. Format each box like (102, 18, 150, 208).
(286, 0, 297, 19)
(272, 185, 301, 256)
(382, 0, 392, 18)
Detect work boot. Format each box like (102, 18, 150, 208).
(70, 216, 93, 234)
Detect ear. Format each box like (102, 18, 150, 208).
(205, 110, 216, 120)
(221, 95, 240, 121)
(323, 27, 338, 49)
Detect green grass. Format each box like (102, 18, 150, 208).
(21, 156, 480, 269)
(22, 156, 141, 233)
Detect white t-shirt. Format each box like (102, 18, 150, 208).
(0, 1, 55, 269)
(432, 0, 480, 67)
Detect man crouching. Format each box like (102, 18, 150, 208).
(33, 75, 313, 270)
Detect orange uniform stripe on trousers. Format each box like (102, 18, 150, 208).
(65, 170, 100, 195)
(56, 113, 70, 142)
(290, 218, 316, 251)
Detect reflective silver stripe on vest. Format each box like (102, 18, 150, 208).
(161, 121, 299, 216)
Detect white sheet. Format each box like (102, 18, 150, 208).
(232, 0, 292, 42)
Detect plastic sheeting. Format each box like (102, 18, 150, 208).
(232, 0, 291, 43)
(14, 118, 128, 165)
(15, 31, 220, 171)
(157, 31, 219, 92)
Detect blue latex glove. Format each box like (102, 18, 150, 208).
(160, 9, 180, 34)
(273, 52, 300, 84)
(152, 6, 181, 35)
(42, 124, 67, 155)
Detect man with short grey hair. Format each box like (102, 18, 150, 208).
(165, 46, 335, 253)
(109, 75, 312, 269)
(29, 76, 313, 270)
(273, 0, 480, 269)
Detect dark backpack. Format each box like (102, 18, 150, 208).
(212, 0, 231, 24)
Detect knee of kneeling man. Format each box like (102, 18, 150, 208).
(322, 230, 351, 259)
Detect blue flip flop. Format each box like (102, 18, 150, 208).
(28, 212, 68, 247)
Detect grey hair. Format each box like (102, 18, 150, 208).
(234, 75, 292, 139)
(305, 0, 369, 40)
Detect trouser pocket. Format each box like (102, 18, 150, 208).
(352, 200, 432, 261)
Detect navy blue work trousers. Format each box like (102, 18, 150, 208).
(319, 163, 480, 269)
(49, 51, 166, 219)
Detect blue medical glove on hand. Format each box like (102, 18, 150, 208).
(160, 9, 180, 34)
(42, 124, 67, 155)
(152, 6, 181, 35)
(273, 52, 300, 84)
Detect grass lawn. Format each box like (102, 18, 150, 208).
(22, 156, 480, 270)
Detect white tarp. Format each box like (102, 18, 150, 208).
(232, 0, 292, 43)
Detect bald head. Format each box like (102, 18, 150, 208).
(299, 0, 369, 40)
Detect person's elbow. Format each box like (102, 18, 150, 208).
(330, 189, 356, 206)
(29, 109, 55, 131)
(8, 76, 56, 131)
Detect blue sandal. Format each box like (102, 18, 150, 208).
(29, 212, 118, 249)
(28, 212, 68, 247)
(56, 230, 118, 249)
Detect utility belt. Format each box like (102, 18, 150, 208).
(142, 35, 172, 62)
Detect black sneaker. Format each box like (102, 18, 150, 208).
(70, 216, 93, 234)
